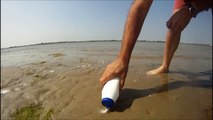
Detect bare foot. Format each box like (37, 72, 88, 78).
(146, 66, 168, 75)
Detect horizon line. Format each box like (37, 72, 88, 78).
(1, 40, 212, 49)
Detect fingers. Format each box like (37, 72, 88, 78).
(99, 58, 128, 89)
(100, 66, 126, 90)
(99, 62, 121, 86)
(99, 69, 116, 86)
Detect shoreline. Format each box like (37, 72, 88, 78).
(1, 40, 211, 50)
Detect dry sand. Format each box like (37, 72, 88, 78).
(1, 41, 212, 119)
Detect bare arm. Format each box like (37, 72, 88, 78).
(119, 0, 153, 64)
(100, 0, 153, 89)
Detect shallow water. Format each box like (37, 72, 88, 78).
(1, 41, 212, 119)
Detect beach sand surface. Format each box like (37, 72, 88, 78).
(1, 41, 212, 119)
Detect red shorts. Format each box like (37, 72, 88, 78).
(173, 0, 194, 10)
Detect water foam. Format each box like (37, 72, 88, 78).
(99, 108, 109, 114)
(1, 89, 10, 94)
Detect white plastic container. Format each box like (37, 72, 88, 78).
(101, 78, 120, 109)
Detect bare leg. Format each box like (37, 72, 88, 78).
(146, 30, 181, 75)
(146, 4, 193, 75)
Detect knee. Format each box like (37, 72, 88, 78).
(168, 28, 183, 33)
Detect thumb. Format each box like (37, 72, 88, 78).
(119, 77, 125, 91)
(119, 79, 125, 91)
(119, 73, 127, 91)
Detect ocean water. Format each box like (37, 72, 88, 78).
(1, 41, 212, 119)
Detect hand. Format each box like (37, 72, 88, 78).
(99, 58, 129, 90)
(166, 6, 192, 32)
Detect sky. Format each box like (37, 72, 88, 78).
(1, 0, 212, 48)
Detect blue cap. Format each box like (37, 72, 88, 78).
(101, 98, 114, 109)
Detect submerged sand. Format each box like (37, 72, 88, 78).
(1, 41, 212, 119)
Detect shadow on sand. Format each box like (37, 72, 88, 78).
(111, 69, 212, 112)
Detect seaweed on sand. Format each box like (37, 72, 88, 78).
(11, 103, 54, 120)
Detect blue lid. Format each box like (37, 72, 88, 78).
(101, 98, 114, 109)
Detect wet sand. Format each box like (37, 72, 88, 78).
(1, 41, 212, 119)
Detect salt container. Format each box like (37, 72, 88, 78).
(101, 78, 120, 109)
